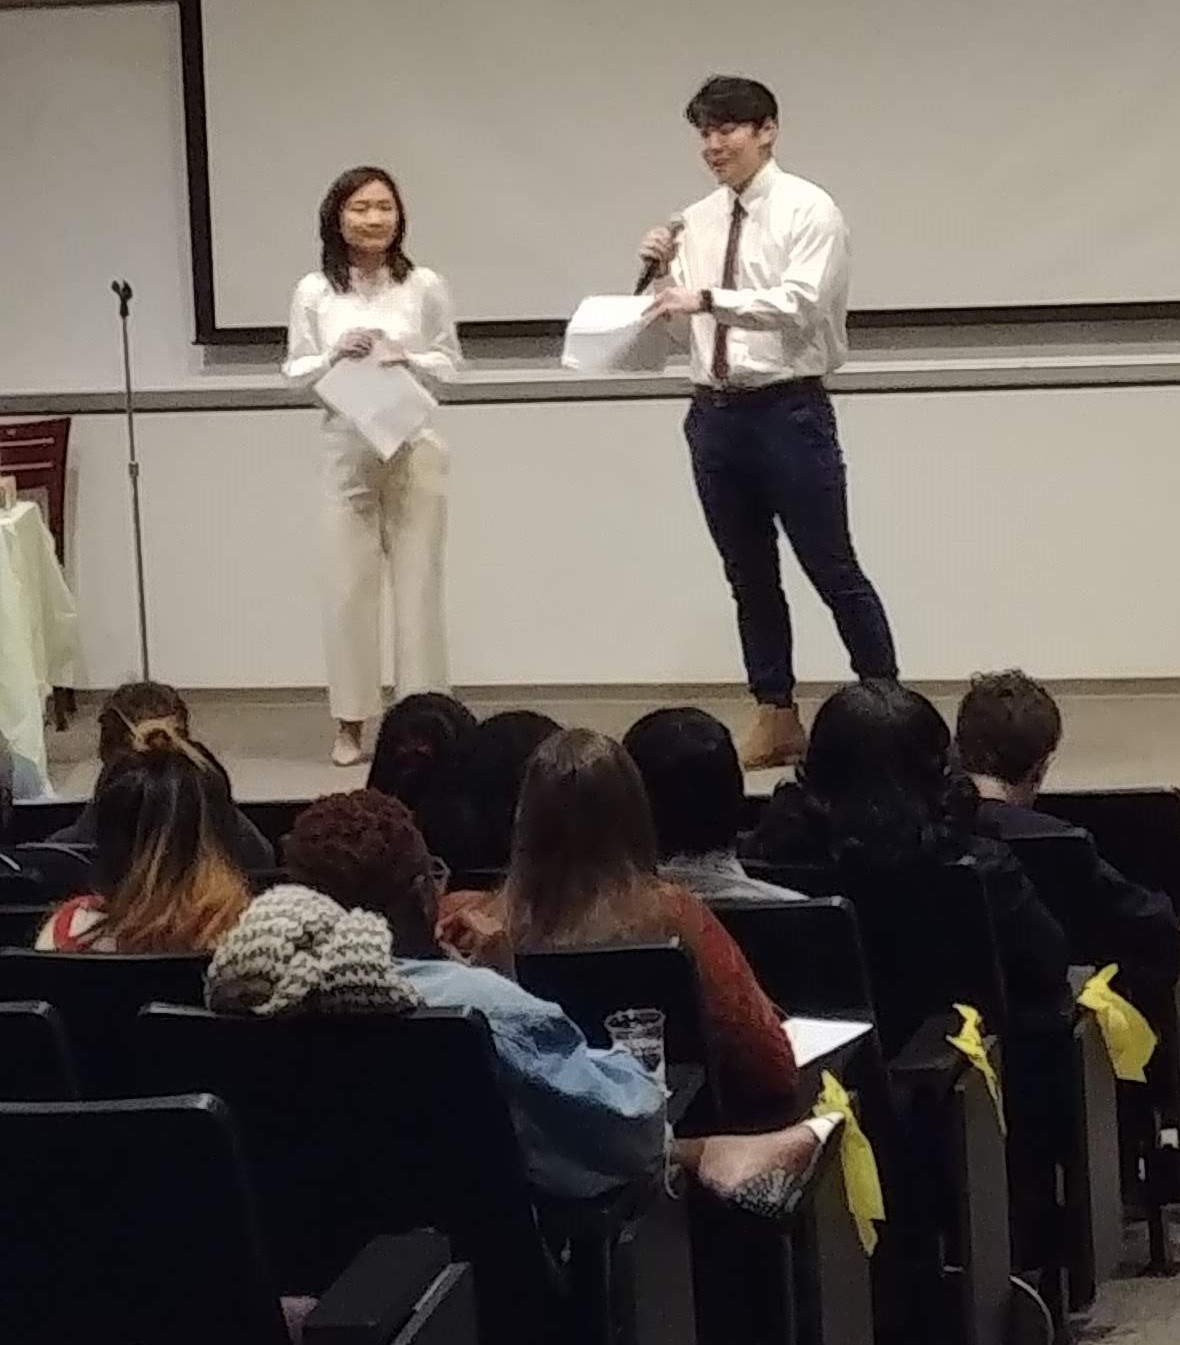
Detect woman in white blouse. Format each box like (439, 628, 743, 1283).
(284, 166, 461, 766)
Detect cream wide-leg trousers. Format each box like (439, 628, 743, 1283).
(321, 425, 449, 723)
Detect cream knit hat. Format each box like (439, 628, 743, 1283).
(206, 884, 423, 1017)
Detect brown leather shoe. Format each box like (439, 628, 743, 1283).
(739, 703, 808, 770)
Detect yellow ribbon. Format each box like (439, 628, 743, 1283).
(813, 1070, 885, 1256)
(946, 1003, 1006, 1137)
(1078, 964, 1157, 1083)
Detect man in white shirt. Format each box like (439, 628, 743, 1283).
(643, 76, 897, 769)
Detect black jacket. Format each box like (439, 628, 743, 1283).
(974, 797, 1180, 989)
(741, 789, 1071, 1029)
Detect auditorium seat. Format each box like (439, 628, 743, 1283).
(1039, 788, 1180, 909)
(0, 949, 207, 1097)
(1005, 828, 1174, 1280)
(739, 860, 1111, 1328)
(712, 893, 1016, 1345)
(0, 1092, 476, 1344)
(136, 1003, 654, 1345)
(7, 801, 84, 844)
(0, 1001, 78, 1101)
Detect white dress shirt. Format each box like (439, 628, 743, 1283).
(283, 264, 463, 387)
(667, 159, 850, 387)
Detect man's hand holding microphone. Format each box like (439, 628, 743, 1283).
(638, 216, 705, 318)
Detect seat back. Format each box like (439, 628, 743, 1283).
(0, 1092, 289, 1345)
(709, 895, 874, 1020)
(1040, 789, 1180, 908)
(0, 417, 70, 561)
(7, 801, 84, 844)
(135, 1005, 551, 1341)
(746, 861, 1007, 1056)
(0, 854, 42, 906)
(447, 867, 508, 893)
(0, 1001, 79, 1101)
(7, 842, 95, 903)
(0, 949, 208, 1096)
(247, 867, 290, 895)
(517, 941, 707, 1064)
(1002, 830, 1105, 966)
(237, 799, 313, 857)
(0, 906, 51, 948)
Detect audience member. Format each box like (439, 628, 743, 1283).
(450, 728, 799, 1124)
(416, 709, 560, 871)
(366, 692, 476, 809)
(235, 795, 830, 1202)
(36, 722, 252, 952)
(743, 681, 1070, 1026)
(623, 707, 805, 903)
(957, 670, 1180, 989)
(48, 681, 274, 868)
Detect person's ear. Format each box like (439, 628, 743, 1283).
(758, 119, 778, 149)
(414, 872, 440, 927)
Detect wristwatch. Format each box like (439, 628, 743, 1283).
(699, 289, 715, 314)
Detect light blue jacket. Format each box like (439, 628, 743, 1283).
(395, 957, 667, 1199)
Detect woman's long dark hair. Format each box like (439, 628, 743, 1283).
(504, 729, 666, 949)
(319, 166, 413, 293)
(416, 710, 561, 871)
(753, 682, 977, 871)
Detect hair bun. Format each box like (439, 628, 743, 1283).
(130, 716, 185, 753)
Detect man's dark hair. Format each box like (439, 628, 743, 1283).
(623, 708, 744, 859)
(955, 671, 1063, 785)
(685, 75, 778, 130)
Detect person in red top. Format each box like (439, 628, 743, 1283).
(440, 727, 798, 1125)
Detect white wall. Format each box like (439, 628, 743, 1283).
(25, 384, 1180, 692)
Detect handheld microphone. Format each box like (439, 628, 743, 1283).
(634, 215, 684, 295)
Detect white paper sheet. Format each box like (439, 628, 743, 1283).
(315, 358, 437, 461)
(561, 294, 672, 373)
(782, 1016, 873, 1068)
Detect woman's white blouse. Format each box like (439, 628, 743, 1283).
(282, 265, 463, 386)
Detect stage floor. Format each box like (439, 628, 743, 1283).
(45, 681, 1180, 802)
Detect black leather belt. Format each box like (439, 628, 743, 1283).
(693, 376, 824, 409)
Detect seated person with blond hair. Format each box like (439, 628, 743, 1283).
(37, 721, 252, 953)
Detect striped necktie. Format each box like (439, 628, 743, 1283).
(710, 197, 745, 384)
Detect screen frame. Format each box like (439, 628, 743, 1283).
(179, 0, 1180, 346)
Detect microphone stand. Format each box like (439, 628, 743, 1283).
(112, 280, 151, 680)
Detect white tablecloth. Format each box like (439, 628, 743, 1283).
(0, 501, 79, 782)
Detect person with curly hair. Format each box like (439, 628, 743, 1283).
(283, 167, 462, 767)
(366, 692, 476, 810)
(742, 681, 1070, 1024)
